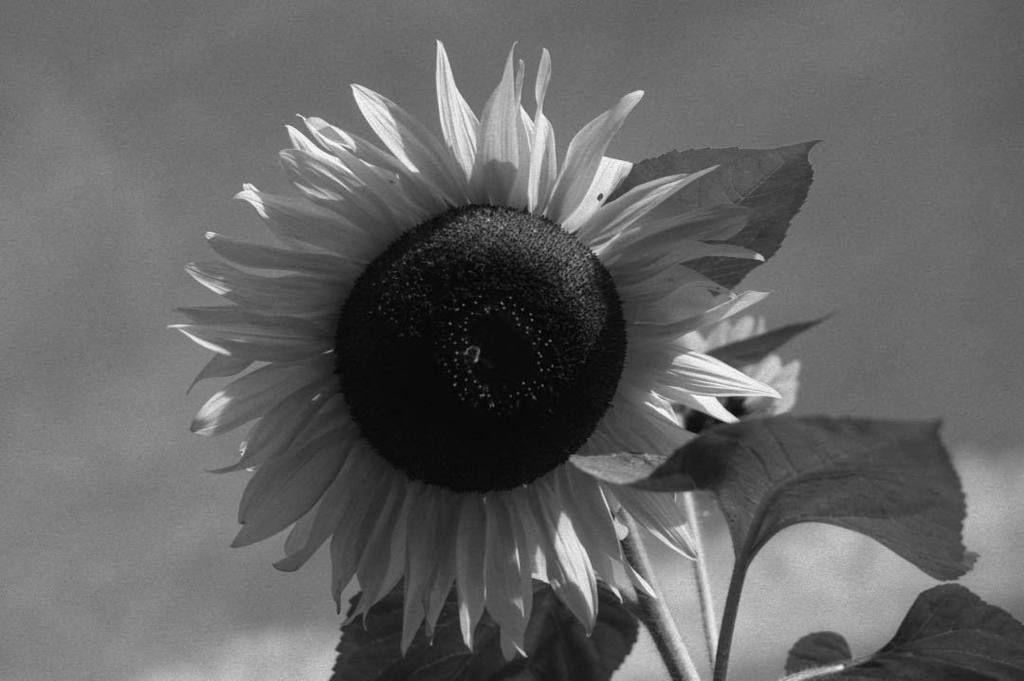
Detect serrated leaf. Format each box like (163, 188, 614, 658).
(835, 585, 1024, 680)
(644, 416, 975, 580)
(709, 316, 827, 369)
(610, 142, 817, 288)
(332, 583, 638, 681)
(786, 631, 852, 673)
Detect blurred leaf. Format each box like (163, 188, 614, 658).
(785, 631, 852, 673)
(835, 585, 1024, 680)
(332, 582, 637, 681)
(569, 451, 688, 489)
(643, 416, 976, 580)
(610, 141, 817, 287)
(709, 316, 827, 368)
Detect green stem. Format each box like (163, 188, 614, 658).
(621, 515, 702, 681)
(684, 492, 718, 670)
(712, 559, 749, 681)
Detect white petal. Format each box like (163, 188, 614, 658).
(213, 378, 338, 474)
(190, 363, 321, 436)
(674, 392, 740, 424)
(471, 46, 522, 205)
(529, 478, 597, 632)
(484, 496, 530, 651)
(235, 185, 384, 258)
(662, 351, 780, 399)
(185, 261, 345, 315)
(352, 482, 408, 618)
(527, 48, 557, 213)
(435, 41, 479, 180)
(423, 492, 459, 638)
(204, 232, 361, 279)
(455, 495, 487, 649)
(184, 353, 252, 394)
(301, 119, 448, 217)
(559, 157, 632, 233)
(402, 483, 437, 650)
(351, 84, 466, 204)
(554, 466, 623, 583)
(545, 91, 643, 223)
(323, 455, 397, 603)
(612, 486, 695, 558)
(171, 316, 331, 362)
(273, 444, 387, 573)
(232, 417, 350, 546)
(581, 169, 719, 253)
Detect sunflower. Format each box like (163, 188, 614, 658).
(679, 316, 802, 433)
(174, 42, 779, 657)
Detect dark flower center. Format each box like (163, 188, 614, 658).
(335, 205, 626, 492)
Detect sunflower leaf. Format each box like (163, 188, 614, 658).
(610, 141, 817, 288)
(709, 315, 828, 368)
(785, 631, 852, 674)
(825, 585, 1024, 680)
(647, 416, 975, 580)
(332, 582, 637, 681)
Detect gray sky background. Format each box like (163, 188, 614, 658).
(2, 2, 1022, 680)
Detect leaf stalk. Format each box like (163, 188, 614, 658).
(621, 514, 702, 681)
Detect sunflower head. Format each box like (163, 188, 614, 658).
(175, 41, 779, 657)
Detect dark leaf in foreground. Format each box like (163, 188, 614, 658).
(610, 141, 817, 288)
(332, 582, 637, 681)
(836, 585, 1024, 680)
(709, 316, 828, 369)
(785, 631, 852, 673)
(642, 416, 975, 580)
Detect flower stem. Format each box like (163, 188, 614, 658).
(621, 514, 702, 681)
(683, 492, 718, 670)
(712, 559, 749, 681)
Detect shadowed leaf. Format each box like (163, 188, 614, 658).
(641, 416, 975, 580)
(709, 316, 827, 368)
(332, 583, 637, 681)
(835, 585, 1024, 680)
(786, 631, 852, 673)
(610, 141, 817, 287)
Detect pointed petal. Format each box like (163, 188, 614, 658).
(545, 91, 643, 223)
(185, 353, 252, 394)
(235, 185, 384, 258)
(663, 351, 780, 399)
(171, 316, 331, 362)
(455, 495, 487, 649)
(435, 41, 479, 180)
(351, 84, 465, 203)
(185, 261, 344, 315)
(273, 445, 386, 573)
(612, 486, 695, 557)
(214, 379, 337, 474)
(527, 48, 557, 213)
(581, 168, 719, 252)
(529, 478, 597, 632)
(232, 417, 350, 546)
(471, 46, 522, 205)
(190, 363, 319, 436)
(484, 496, 530, 651)
(559, 157, 632, 233)
(353, 482, 408, 618)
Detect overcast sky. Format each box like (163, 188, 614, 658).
(2, 2, 1022, 680)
